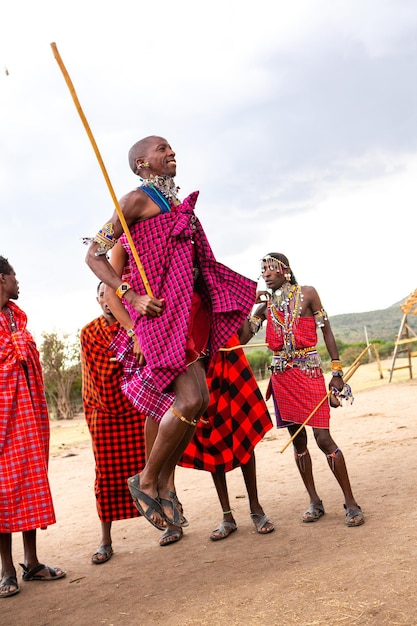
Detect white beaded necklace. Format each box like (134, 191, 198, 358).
(140, 175, 181, 205)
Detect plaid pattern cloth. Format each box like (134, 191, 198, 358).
(111, 191, 257, 421)
(80, 316, 146, 522)
(266, 313, 330, 429)
(179, 334, 273, 473)
(0, 302, 55, 532)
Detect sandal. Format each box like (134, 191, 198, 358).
(167, 490, 189, 528)
(210, 521, 237, 541)
(344, 504, 365, 527)
(127, 474, 167, 530)
(91, 544, 113, 564)
(0, 576, 20, 598)
(159, 527, 183, 547)
(159, 495, 182, 528)
(250, 513, 275, 534)
(20, 563, 66, 581)
(302, 501, 325, 523)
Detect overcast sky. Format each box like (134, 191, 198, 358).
(1, 0, 416, 342)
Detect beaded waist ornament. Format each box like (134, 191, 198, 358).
(269, 347, 322, 377)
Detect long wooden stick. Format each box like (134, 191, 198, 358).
(279, 344, 371, 454)
(220, 342, 268, 352)
(50, 42, 153, 298)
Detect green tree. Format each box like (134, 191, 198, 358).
(40, 330, 81, 419)
(246, 349, 272, 380)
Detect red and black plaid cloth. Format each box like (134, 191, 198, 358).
(179, 334, 273, 473)
(80, 316, 146, 522)
(0, 302, 56, 532)
(111, 191, 257, 421)
(266, 313, 330, 429)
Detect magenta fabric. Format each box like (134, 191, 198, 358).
(111, 191, 257, 421)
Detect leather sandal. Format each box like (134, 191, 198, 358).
(210, 520, 237, 541)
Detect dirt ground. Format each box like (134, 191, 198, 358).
(2, 360, 417, 626)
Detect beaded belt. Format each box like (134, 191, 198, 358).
(269, 347, 321, 374)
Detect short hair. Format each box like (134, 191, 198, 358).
(128, 136, 157, 175)
(0, 256, 12, 275)
(97, 281, 103, 294)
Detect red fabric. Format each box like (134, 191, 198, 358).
(266, 313, 330, 429)
(0, 302, 55, 532)
(179, 334, 273, 473)
(185, 291, 210, 364)
(80, 316, 146, 522)
(111, 191, 257, 421)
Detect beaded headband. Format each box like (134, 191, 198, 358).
(260, 255, 288, 270)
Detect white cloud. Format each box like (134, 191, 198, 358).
(1, 0, 416, 339)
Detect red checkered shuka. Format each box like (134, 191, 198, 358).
(266, 313, 330, 429)
(80, 316, 146, 522)
(111, 191, 257, 421)
(0, 302, 56, 532)
(179, 333, 273, 473)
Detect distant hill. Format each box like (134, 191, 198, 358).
(329, 300, 417, 343)
(249, 297, 417, 347)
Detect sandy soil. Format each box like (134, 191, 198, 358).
(2, 359, 417, 625)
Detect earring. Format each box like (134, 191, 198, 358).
(284, 273, 291, 282)
(140, 162, 150, 168)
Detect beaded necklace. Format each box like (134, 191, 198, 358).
(270, 283, 302, 354)
(140, 175, 181, 211)
(3, 305, 17, 332)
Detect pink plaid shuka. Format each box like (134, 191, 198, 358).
(110, 191, 257, 421)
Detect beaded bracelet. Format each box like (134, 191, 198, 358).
(116, 282, 132, 299)
(247, 315, 262, 336)
(331, 359, 343, 377)
(126, 328, 135, 339)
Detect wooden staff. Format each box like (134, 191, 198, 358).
(279, 344, 371, 454)
(50, 42, 153, 298)
(220, 342, 268, 352)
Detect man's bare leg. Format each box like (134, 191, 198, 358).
(130, 360, 209, 527)
(209, 472, 237, 540)
(21, 529, 65, 579)
(313, 428, 364, 526)
(241, 452, 274, 533)
(287, 425, 324, 522)
(91, 521, 113, 564)
(0, 532, 18, 596)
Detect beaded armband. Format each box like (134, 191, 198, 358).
(116, 282, 132, 299)
(93, 223, 116, 256)
(313, 308, 328, 328)
(126, 328, 135, 338)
